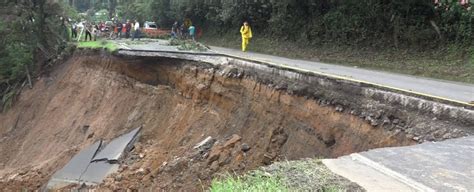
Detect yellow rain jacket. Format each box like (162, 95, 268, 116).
(240, 25, 252, 51)
(240, 25, 253, 39)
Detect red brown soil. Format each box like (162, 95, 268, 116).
(0, 52, 415, 191)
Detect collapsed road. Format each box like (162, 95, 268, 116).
(0, 46, 472, 191)
(47, 127, 141, 189)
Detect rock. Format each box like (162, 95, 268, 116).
(262, 154, 273, 165)
(375, 111, 383, 119)
(392, 119, 400, 125)
(139, 153, 145, 159)
(196, 83, 208, 91)
(425, 135, 436, 142)
(223, 134, 242, 148)
(82, 125, 90, 133)
(136, 168, 146, 175)
(193, 136, 215, 150)
(241, 143, 251, 152)
(218, 150, 232, 166)
(442, 133, 452, 139)
(370, 120, 379, 127)
(412, 136, 420, 141)
(115, 174, 123, 182)
(207, 147, 222, 164)
(210, 160, 219, 172)
(335, 105, 344, 112)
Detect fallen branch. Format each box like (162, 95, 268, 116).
(24, 64, 32, 89)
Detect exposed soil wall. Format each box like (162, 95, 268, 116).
(0, 50, 472, 191)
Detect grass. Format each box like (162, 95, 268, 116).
(201, 34, 474, 84)
(209, 171, 289, 192)
(76, 40, 118, 52)
(209, 159, 358, 192)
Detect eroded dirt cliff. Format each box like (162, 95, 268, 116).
(0, 51, 471, 191)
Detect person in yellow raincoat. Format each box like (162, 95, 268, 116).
(240, 21, 252, 52)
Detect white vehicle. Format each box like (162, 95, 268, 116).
(144, 21, 158, 30)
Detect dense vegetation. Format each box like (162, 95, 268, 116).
(99, 0, 474, 48)
(0, 0, 69, 111)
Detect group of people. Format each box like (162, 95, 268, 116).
(71, 21, 100, 41)
(170, 20, 252, 52)
(109, 20, 141, 41)
(71, 17, 254, 52)
(171, 20, 197, 41)
(70, 19, 142, 41)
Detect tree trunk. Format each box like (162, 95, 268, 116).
(392, 14, 400, 49)
(108, 0, 116, 18)
(35, 0, 48, 73)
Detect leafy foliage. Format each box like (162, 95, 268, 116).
(109, 0, 474, 47)
(0, 0, 69, 111)
(169, 38, 209, 51)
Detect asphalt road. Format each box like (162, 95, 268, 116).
(211, 47, 474, 104)
(323, 136, 474, 191)
(114, 39, 474, 104)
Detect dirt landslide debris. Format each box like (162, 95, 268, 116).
(97, 134, 249, 190)
(97, 135, 364, 191)
(0, 51, 472, 191)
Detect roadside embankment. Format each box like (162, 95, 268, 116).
(0, 49, 472, 190)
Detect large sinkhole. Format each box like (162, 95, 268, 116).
(0, 51, 472, 190)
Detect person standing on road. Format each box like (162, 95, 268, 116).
(189, 24, 196, 41)
(125, 20, 132, 38)
(85, 22, 92, 41)
(240, 21, 252, 52)
(92, 23, 99, 41)
(171, 21, 178, 38)
(121, 22, 127, 38)
(71, 22, 77, 39)
(180, 23, 186, 39)
(132, 20, 141, 41)
(117, 21, 123, 39)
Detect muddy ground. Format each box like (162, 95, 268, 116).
(0, 50, 472, 191)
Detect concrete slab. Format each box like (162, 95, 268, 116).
(47, 140, 102, 189)
(360, 137, 474, 191)
(47, 127, 142, 189)
(322, 157, 418, 192)
(92, 127, 141, 162)
(323, 136, 474, 192)
(79, 161, 119, 185)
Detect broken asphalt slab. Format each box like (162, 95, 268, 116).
(323, 136, 474, 192)
(79, 161, 119, 185)
(47, 141, 102, 189)
(46, 127, 141, 189)
(92, 127, 141, 162)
